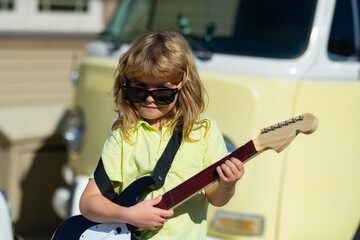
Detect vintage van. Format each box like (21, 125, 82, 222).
(57, 0, 360, 239)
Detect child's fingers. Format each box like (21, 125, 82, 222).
(152, 197, 174, 218)
(217, 158, 244, 183)
(230, 157, 245, 179)
(216, 165, 228, 181)
(230, 157, 244, 171)
(158, 209, 173, 218)
(149, 195, 162, 206)
(223, 160, 238, 177)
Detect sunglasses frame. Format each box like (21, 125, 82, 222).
(123, 81, 183, 105)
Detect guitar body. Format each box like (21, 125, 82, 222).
(53, 176, 155, 240)
(80, 222, 132, 239)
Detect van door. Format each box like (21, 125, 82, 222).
(279, 0, 360, 239)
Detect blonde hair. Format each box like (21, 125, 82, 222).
(113, 30, 208, 142)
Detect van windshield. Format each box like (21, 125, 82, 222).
(103, 0, 317, 59)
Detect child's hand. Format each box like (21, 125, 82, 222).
(205, 157, 244, 207)
(127, 196, 174, 230)
(216, 157, 244, 188)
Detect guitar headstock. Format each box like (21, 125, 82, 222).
(253, 113, 318, 153)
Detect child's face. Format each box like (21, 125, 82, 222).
(130, 78, 179, 127)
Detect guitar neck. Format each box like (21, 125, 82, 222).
(155, 140, 258, 210)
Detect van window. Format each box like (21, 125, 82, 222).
(38, 0, 88, 12)
(328, 0, 360, 61)
(0, 0, 14, 11)
(103, 0, 317, 59)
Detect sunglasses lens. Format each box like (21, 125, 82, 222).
(126, 87, 148, 103)
(152, 89, 177, 105)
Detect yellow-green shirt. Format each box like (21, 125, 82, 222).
(101, 116, 228, 240)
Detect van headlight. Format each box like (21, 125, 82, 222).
(212, 211, 264, 235)
(61, 108, 85, 151)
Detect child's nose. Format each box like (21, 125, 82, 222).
(145, 93, 155, 103)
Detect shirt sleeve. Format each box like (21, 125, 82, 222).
(203, 117, 229, 169)
(100, 129, 123, 183)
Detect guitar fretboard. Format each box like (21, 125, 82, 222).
(155, 140, 257, 210)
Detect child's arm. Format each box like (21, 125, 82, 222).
(205, 157, 244, 207)
(79, 179, 174, 230)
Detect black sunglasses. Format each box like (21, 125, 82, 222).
(123, 82, 183, 105)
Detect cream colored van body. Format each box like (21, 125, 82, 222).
(57, 0, 360, 239)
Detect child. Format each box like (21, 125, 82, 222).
(79, 30, 244, 240)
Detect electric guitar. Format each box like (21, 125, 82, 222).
(52, 113, 318, 240)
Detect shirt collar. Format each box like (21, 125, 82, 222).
(136, 119, 172, 131)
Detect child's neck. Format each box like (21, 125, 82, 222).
(147, 118, 168, 131)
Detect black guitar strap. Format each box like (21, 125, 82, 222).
(94, 158, 119, 202)
(94, 122, 183, 201)
(152, 122, 183, 187)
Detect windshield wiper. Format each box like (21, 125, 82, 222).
(177, 14, 213, 61)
